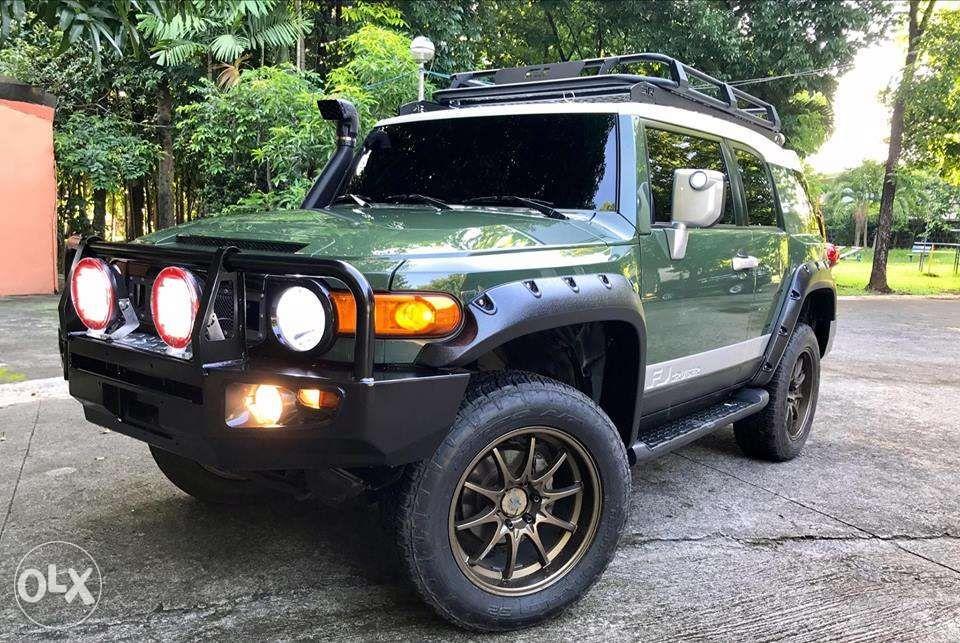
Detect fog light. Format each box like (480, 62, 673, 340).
(297, 388, 341, 410)
(225, 384, 295, 428)
(248, 385, 286, 425)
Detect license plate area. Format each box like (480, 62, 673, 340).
(102, 384, 168, 438)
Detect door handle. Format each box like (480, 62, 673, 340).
(732, 254, 759, 271)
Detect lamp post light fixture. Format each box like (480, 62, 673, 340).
(410, 36, 435, 102)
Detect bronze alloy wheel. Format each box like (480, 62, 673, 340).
(448, 426, 602, 596)
(786, 350, 814, 440)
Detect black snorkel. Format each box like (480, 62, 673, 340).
(301, 99, 360, 209)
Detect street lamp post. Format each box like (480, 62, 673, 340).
(410, 36, 435, 102)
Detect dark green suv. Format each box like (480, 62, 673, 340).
(59, 54, 836, 631)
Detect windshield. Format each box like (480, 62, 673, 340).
(342, 113, 619, 212)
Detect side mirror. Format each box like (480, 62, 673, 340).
(660, 169, 724, 260)
(671, 169, 724, 228)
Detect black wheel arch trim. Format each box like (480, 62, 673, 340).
(417, 274, 647, 441)
(751, 260, 836, 387)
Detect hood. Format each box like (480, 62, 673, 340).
(139, 206, 610, 261)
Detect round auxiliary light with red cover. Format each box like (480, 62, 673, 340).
(70, 257, 116, 332)
(151, 266, 200, 350)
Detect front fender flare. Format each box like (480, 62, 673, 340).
(418, 274, 647, 443)
(417, 274, 647, 371)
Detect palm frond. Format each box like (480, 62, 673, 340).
(245, 13, 310, 51)
(210, 32, 250, 62)
(153, 39, 205, 66)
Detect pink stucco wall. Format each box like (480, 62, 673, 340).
(0, 99, 57, 296)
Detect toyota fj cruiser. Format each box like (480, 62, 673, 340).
(59, 53, 836, 631)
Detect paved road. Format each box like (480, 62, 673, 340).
(0, 296, 61, 382)
(0, 296, 958, 640)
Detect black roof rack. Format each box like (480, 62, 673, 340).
(401, 53, 782, 141)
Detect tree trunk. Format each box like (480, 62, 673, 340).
(156, 79, 176, 230)
(868, 0, 935, 291)
(128, 179, 145, 239)
(92, 188, 107, 237)
(296, 0, 305, 70)
(145, 180, 156, 233)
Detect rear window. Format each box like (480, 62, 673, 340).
(770, 165, 820, 236)
(345, 113, 619, 211)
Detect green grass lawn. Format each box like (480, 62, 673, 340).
(831, 248, 960, 296)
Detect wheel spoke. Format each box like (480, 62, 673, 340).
(532, 452, 567, 487)
(503, 530, 521, 580)
(456, 507, 500, 531)
(792, 359, 804, 382)
(540, 481, 583, 504)
(526, 525, 551, 567)
(537, 509, 577, 533)
(492, 447, 518, 486)
(463, 480, 502, 504)
(469, 523, 506, 565)
(794, 366, 806, 387)
(521, 436, 537, 481)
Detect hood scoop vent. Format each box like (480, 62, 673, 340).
(176, 235, 307, 253)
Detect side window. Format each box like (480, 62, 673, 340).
(645, 128, 734, 225)
(770, 165, 820, 236)
(734, 148, 778, 227)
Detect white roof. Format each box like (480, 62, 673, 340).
(378, 102, 802, 171)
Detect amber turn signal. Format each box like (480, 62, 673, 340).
(330, 292, 462, 337)
(297, 388, 341, 410)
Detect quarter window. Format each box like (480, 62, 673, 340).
(735, 149, 778, 227)
(770, 166, 820, 235)
(645, 128, 734, 224)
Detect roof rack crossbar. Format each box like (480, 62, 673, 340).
(432, 53, 781, 136)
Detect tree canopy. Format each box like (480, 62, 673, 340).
(0, 0, 897, 247)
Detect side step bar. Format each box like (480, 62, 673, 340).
(630, 388, 769, 463)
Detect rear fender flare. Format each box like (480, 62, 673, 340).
(751, 260, 836, 387)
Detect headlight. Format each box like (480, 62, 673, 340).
(271, 285, 328, 352)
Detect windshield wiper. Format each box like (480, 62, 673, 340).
(462, 195, 568, 220)
(383, 193, 452, 210)
(331, 193, 371, 207)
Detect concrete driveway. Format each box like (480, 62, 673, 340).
(0, 296, 958, 640)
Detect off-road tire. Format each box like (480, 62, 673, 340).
(392, 371, 630, 632)
(150, 445, 269, 505)
(734, 323, 821, 461)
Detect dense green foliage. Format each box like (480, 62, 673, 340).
(902, 8, 960, 184)
(0, 0, 902, 245)
(814, 160, 960, 248)
(397, 0, 892, 155)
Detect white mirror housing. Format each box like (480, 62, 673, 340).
(671, 169, 725, 227)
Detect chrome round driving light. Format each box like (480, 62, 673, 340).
(271, 285, 328, 352)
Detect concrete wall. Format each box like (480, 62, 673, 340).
(0, 95, 57, 296)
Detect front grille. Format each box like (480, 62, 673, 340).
(176, 235, 307, 253)
(210, 281, 237, 340)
